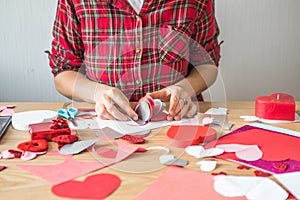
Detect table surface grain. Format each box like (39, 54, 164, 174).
(0, 101, 299, 200)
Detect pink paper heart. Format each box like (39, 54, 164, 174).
(1, 109, 15, 116)
(51, 173, 121, 199)
(96, 147, 118, 159)
(1, 150, 15, 159)
(0, 106, 7, 112)
(20, 151, 37, 161)
(216, 144, 263, 161)
(235, 146, 263, 161)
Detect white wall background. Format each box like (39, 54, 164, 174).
(0, 0, 299, 102)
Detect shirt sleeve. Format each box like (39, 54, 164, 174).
(49, 0, 84, 76)
(191, 0, 221, 67)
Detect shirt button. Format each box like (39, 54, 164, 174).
(135, 80, 142, 85)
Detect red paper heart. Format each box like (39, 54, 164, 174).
(52, 173, 121, 199)
(167, 125, 217, 148)
(255, 93, 295, 121)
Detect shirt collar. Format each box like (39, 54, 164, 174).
(106, 0, 136, 14)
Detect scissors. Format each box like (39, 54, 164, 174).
(57, 106, 79, 126)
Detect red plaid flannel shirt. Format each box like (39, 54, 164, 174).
(49, 0, 221, 100)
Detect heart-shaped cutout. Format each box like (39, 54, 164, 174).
(214, 175, 288, 200)
(96, 147, 118, 159)
(185, 146, 224, 158)
(51, 173, 121, 199)
(216, 144, 263, 161)
(196, 160, 217, 172)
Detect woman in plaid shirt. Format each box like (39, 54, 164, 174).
(49, 0, 221, 121)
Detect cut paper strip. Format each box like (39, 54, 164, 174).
(146, 146, 170, 154)
(135, 166, 245, 200)
(214, 175, 288, 200)
(251, 122, 300, 138)
(197, 160, 217, 172)
(216, 144, 263, 161)
(241, 113, 300, 124)
(95, 115, 197, 135)
(17, 140, 138, 185)
(68, 118, 100, 130)
(274, 171, 300, 199)
(52, 173, 121, 199)
(185, 146, 224, 158)
(12, 110, 57, 130)
(59, 139, 99, 155)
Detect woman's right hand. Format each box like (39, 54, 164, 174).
(94, 84, 138, 121)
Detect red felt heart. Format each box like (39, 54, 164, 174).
(255, 93, 295, 121)
(51, 173, 121, 199)
(17, 139, 48, 152)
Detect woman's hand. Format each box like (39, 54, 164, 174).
(94, 84, 138, 121)
(147, 85, 197, 121)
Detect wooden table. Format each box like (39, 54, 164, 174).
(0, 101, 299, 199)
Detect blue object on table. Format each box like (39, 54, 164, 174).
(57, 107, 79, 120)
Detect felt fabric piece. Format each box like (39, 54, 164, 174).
(135, 167, 245, 200)
(17, 140, 138, 185)
(120, 134, 145, 144)
(206, 125, 300, 174)
(52, 173, 121, 199)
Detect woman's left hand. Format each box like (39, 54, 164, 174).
(147, 85, 197, 121)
